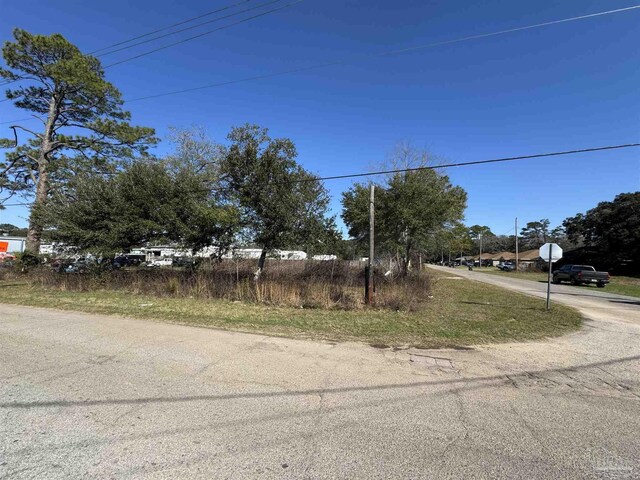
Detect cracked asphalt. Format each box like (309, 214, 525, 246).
(1, 271, 639, 479)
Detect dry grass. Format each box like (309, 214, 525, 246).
(0, 269, 582, 348)
(13, 260, 432, 311)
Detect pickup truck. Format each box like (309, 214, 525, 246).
(552, 264, 610, 288)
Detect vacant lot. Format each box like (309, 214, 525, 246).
(0, 270, 581, 348)
(466, 267, 640, 298)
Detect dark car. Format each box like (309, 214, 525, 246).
(64, 261, 89, 273)
(114, 254, 144, 267)
(474, 259, 493, 267)
(552, 265, 610, 288)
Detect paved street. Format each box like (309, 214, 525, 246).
(1, 274, 639, 479)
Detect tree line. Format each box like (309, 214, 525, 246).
(436, 193, 639, 273)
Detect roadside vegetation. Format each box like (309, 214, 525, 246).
(0, 268, 581, 348)
(463, 267, 640, 298)
(20, 261, 432, 311)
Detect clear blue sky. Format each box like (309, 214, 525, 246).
(1, 0, 639, 236)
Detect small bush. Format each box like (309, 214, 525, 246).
(28, 260, 433, 311)
(15, 251, 42, 271)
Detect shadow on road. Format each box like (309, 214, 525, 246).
(552, 291, 639, 302)
(3, 354, 639, 410)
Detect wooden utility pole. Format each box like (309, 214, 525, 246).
(515, 217, 519, 270)
(365, 184, 375, 304)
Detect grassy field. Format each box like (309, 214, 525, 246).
(463, 267, 640, 298)
(0, 271, 582, 348)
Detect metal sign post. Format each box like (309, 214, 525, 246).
(539, 243, 563, 311)
(546, 247, 552, 310)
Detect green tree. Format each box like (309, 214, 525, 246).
(467, 225, 495, 254)
(520, 219, 550, 249)
(0, 29, 157, 253)
(342, 169, 467, 275)
(563, 192, 640, 269)
(468, 225, 493, 238)
(448, 223, 473, 260)
(562, 213, 586, 245)
(41, 161, 239, 256)
(221, 124, 336, 276)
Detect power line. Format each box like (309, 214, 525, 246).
(96, 0, 286, 58)
(103, 0, 305, 68)
(125, 4, 640, 102)
(88, 0, 258, 55)
(0, 117, 34, 125)
(2, 143, 638, 208)
(0, 0, 300, 88)
(2, 3, 638, 114)
(282, 143, 640, 183)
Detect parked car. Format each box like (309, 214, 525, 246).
(126, 254, 145, 266)
(113, 256, 131, 268)
(474, 259, 493, 267)
(64, 259, 91, 273)
(114, 254, 145, 268)
(498, 262, 516, 271)
(172, 257, 196, 268)
(552, 265, 610, 288)
(148, 257, 173, 267)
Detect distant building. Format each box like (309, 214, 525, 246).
(131, 246, 190, 262)
(229, 248, 264, 260)
(274, 250, 307, 260)
(0, 235, 26, 254)
(11, 239, 325, 263)
(516, 249, 544, 269)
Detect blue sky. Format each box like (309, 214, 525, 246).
(1, 0, 639, 236)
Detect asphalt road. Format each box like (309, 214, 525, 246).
(1, 273, 639, 479)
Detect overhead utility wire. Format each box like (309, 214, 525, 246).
(88, 0, 257, 55)
(0, 117, 33, 125)
(0, 0, 300, 110)
(2, 4, 638, 118)
(96, 0, 286, 58)
(103, 0, 305, 68)
(275, 143, 640, 183)
(126, 4, 640, 102)
(0, 0, 299, 86)
(2, 143, 638, 207)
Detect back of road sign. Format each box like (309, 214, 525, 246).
(539, 243, 563, 262)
